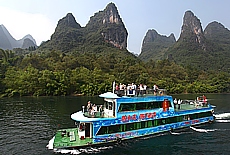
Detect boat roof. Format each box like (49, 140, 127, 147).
(71, 111, 114, 122)
(99, 92, 120, 98)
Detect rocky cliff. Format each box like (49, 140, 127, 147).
(165, 11, 230, 72)
(85, 3, 127, 49)
(101, 2, 127, 49)
(139, 29, 176, 61)
(40, 2, 127, 52)
(178, 10, 206, 50)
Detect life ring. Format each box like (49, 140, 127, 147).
(159, 91, 163, 95)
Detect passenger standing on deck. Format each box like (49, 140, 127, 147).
(178, 99, 181, 110)
(92, 104, 97, 116)
(136, 85, 140, 96)
(99, 105, 103, 116)
(132, 83, 136, 96)
(87, 101, 92, 113)
(174, 98, 177, 109)
(140, 84, 144, 96)
(153, 84, 158, 95)
(203, 95, 207, 105)
(143, 84, 147, 94)
(120, 83, 124, 96)
(115, 84, 119, 94)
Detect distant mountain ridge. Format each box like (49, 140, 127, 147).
(140, 10, 230, 72)
(0, 24, 37, 50)
(40, 2, 128, 52)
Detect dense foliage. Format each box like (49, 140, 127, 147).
(0, 48, 229, 97)
(166, 34, 230, 73)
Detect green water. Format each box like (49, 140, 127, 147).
(0, 94, 230, 155)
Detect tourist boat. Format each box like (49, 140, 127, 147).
(48, 89, 215, 150)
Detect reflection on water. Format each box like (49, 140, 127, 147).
(0, 94, 230, 155)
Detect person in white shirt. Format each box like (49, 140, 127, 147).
(153, 84, 158, 95)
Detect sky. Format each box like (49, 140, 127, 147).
(0, 0, 230, 54)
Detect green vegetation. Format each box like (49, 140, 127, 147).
(166, 37, 230, 73)
(139, 30, 175, 62)
(0, 48, 229, 97)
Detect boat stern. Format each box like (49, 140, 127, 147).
(52, 128, 93, 149)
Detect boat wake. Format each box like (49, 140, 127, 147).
(46, 136, 54, 150)
(170, 131, 192, 135)
(214, 112, 230, 123)
(46, 137, 113, 154)
(170, 131, 181, 135)
(53, 149, 81, 154)
(51, 146, 113, 154)
(139, 133, 167, 140)
(190, 126, 216, 133)
(215, 119, 230, 123)
(214, 112, 230, 119)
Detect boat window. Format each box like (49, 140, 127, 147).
(147, 102, 161, 109)
(147, 120, 153, 127)
(121, 124, 126, 131)
(160, 119, 166, 125)
(108, 125, 121, 134)
(190, 113, 198, 119)
(105, 101, 113, 110)
(141, 121, 146, 128)
(97, 126, 109, 135)
(135, 122, 141, 129)
(198, 111, 212, 118)
(118, 103, 135, 112)
(118, 101, 172, 112)
(153, 119, 158, 126)
(136, 102, 146, 110)
(126, 123, 134, 131)
(96, 115, 208, 135)
(166, 117, 177, 124)
(177, 116, 183, 122)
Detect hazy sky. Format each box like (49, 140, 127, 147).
(0, 0, 229, 54)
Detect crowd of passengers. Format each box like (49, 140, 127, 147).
(115, 83, 160, 96)
(85, 101, 103, 116)
(84, 83, 161, 117)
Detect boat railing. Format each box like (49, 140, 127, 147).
(83, 105, 112, 118)
(115, 88, 167, 97)
(174, 99, 210, 112)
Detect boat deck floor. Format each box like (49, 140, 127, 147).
(174, 103, 208, 112)
(53, 128, 92, 149)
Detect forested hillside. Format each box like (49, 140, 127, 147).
(139, 29, 176, 61)
(0, 48, 229, 97)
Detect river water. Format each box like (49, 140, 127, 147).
(0, 94, 230, 155)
